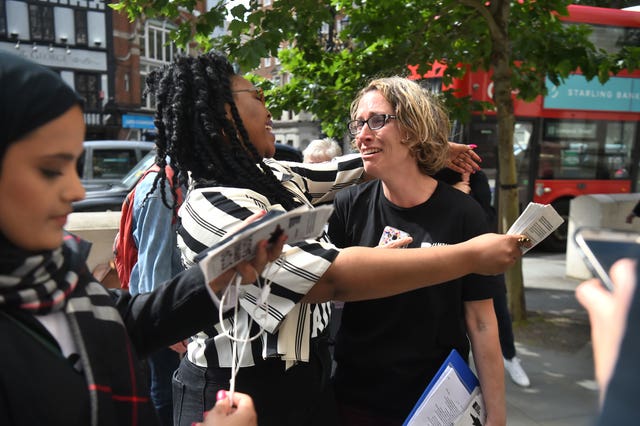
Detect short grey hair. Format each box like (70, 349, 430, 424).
(303, 138, 343, 163)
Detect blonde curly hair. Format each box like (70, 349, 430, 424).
(350, 76, 450, 175)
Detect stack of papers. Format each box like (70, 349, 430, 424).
(507, 202, 565, 254)
(404, 350, 486, 426)
(195, 205, 334, 282)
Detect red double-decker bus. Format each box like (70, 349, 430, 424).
(411, 5, 640, 251)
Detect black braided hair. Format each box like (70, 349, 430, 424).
(138, 67, 181, 218)
(146, 51, 297, 211)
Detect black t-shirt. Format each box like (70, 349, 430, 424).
(434, 168, 497, 231)
(327, 179, 500, 419)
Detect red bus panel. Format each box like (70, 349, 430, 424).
(533, 179, 632, 205)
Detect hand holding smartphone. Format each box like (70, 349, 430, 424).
(378, 226, 412, 248)
(574, 227, 640, 291)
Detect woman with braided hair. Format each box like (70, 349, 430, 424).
(146, 51, 527, 426)
(145, 52, 299, 212)
(0, 51, 285, 426)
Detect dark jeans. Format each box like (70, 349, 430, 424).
(173, 332, 337, 426)
(493, 275, 516, 360)
(148, 347, 181, 426)
(336, 401, 403, 426)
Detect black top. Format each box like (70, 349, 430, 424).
(434, 168, 496, 230)
(0, 265, 212, 426)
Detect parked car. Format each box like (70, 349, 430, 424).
(73, 143, 303, 212)
(274, 143, 303, 162)
(78, 140, 155, 190)
(73, 150, 156, 212)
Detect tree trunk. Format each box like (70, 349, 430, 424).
(490, 1, 527, 321)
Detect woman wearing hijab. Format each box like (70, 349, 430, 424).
(0, 51, 284, 426)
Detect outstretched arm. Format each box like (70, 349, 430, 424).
(304, 233, 523, 303)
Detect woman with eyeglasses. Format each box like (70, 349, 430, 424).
(147, 51, 526, 426)
(327, 77, 507, 425)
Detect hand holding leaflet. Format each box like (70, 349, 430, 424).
(195, 205, 334, 283)
(507, 202, 564, 254)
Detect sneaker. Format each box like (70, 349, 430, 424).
(504, 356, 530, 387)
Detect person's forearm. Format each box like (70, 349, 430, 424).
(467, 302, 506, 426)
(304, 233, 522, 304)
(116, 266, 215, 356)
(305, 244, 476, 303)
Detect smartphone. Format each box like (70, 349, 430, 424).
(378, 226, 411, 247)
(574, 227, 640, 291)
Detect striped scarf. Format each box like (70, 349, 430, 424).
(0, 234, 158, 426)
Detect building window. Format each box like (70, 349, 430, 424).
(29, 4, 54, 42)
(264, 57, 271, 67)
(140, 63, 159, 110)
(139, 30, 145, 57)
(263, 0, 271, 5)
(139, 21, 186, 109)
(140, 21, 181, 63)
(75, 10, 87, 45)
(75, 73, 101, 112)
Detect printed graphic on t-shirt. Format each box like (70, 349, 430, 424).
(421, 242, 449, 248)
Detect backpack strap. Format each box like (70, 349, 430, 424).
(163, 164, 184, 207)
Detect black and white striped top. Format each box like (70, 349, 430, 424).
(177, 154, 364, 368)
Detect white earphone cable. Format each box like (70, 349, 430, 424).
(217, 258, 283, 406)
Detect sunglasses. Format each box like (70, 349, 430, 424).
(232, 87, 265, 104)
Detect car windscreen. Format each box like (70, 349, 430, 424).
(120, 151, 156, 188)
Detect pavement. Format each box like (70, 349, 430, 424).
(502, 251, 599, 425)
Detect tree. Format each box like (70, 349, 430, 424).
(115, 0, 640, 320)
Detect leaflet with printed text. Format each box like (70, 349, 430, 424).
(196, 205, 334, 282)
(404, 350, 486, 426)
(507, 202, 564, 254)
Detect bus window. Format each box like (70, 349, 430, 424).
(605, 121, 635, 179)
(514, 123, 532, 157)
(565, 22, 640, 53)
(538, 120, 635, 181)
(538, 141, 562, 179)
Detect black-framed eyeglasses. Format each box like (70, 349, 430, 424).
(347, 114, 397, 136)
(232, 87, 265, 104)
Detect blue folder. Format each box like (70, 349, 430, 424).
(403, 349, 479, 425)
